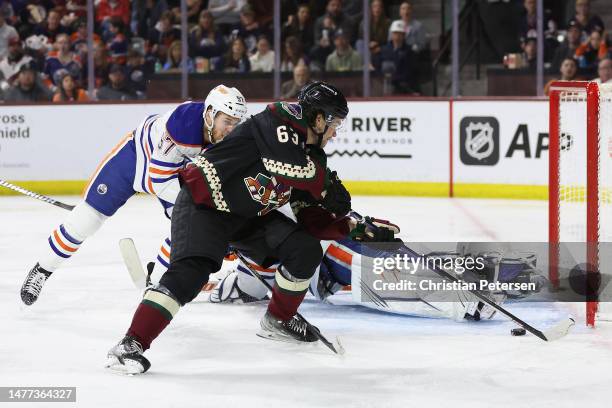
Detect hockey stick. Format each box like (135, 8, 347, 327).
(233, 251, 346, 355)
(0, 180, 149, 291)
(0, 179, 75, 210)
(118, 238, 149, 290)
(0, 180, 150, 291)
(350, 211, 575, 342)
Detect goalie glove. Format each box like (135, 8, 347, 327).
(350, 216, 401, 242)
(319, 170, 351, 217)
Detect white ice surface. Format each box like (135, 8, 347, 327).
(1, 195, 612, 408)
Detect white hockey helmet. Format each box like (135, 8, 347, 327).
(204, 84, 247, 120)
(203, 85, 247, 143)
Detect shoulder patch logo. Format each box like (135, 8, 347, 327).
(280, 102, 302, 120)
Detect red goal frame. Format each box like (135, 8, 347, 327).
(548, 81, 600, 326)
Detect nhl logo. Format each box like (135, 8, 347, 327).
(97, 184, 108, 195)
(465, 122, 495, 160)
(460, 117, 500, 166)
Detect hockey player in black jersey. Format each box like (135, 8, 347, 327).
(106, 82, 353, 374)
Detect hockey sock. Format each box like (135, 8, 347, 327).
(149, 237, 171, 284)
(44, 224, 83, 270)
(127, 289, 180, 350)
(39, 202, 107, 271)
(267, 267, 311, 321)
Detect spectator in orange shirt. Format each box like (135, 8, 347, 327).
(575, 29, 608, 76)
(52, 68, 89, 101)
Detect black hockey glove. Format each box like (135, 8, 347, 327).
(350, 216, 400, 242)
(320, 171, 351, 217)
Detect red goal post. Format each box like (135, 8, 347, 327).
(548, 80, 611, 326)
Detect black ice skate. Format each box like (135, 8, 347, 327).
(257, 311, 319, 343)
(20, 263, 52, 305)
(105, 335, 151, 375)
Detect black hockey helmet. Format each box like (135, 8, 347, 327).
(297, 81, 349, 129)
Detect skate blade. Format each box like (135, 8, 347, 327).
(105, 356, 147, 375)
(333, 336, 346, 356)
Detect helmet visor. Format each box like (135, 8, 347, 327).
(326, 116, 346, 130)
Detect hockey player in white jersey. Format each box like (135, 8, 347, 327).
(20, 85, 248, 305)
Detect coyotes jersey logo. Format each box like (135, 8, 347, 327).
(244, 173, 292, 216)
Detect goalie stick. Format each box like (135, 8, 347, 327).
(233, 251, 346, 356)
(350, 211, 575, 342)
(118, 238, 148, 290)
(0, 179, 75, 210)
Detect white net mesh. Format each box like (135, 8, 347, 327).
(558, 90, 588, 241)
(598, 84, 612, 320)
(556, 83, 612, 323)
(599, 84, 612, 243)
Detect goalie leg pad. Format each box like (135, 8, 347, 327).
(211, 254, 277, 303)
(236, 262, 275, 299)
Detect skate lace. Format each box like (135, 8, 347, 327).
(288, 317, 308, 337)
(123, 338, 144, 355)
(25, 270, 47, 295)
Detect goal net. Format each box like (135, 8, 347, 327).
(549, 81, 612, 327)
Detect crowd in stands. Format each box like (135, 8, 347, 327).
(0, 0, 431, 102)
(507, 0, 610, 94)
(0, 0, 608, 102)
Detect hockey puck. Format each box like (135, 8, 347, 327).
(511, 328, 526, 336)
